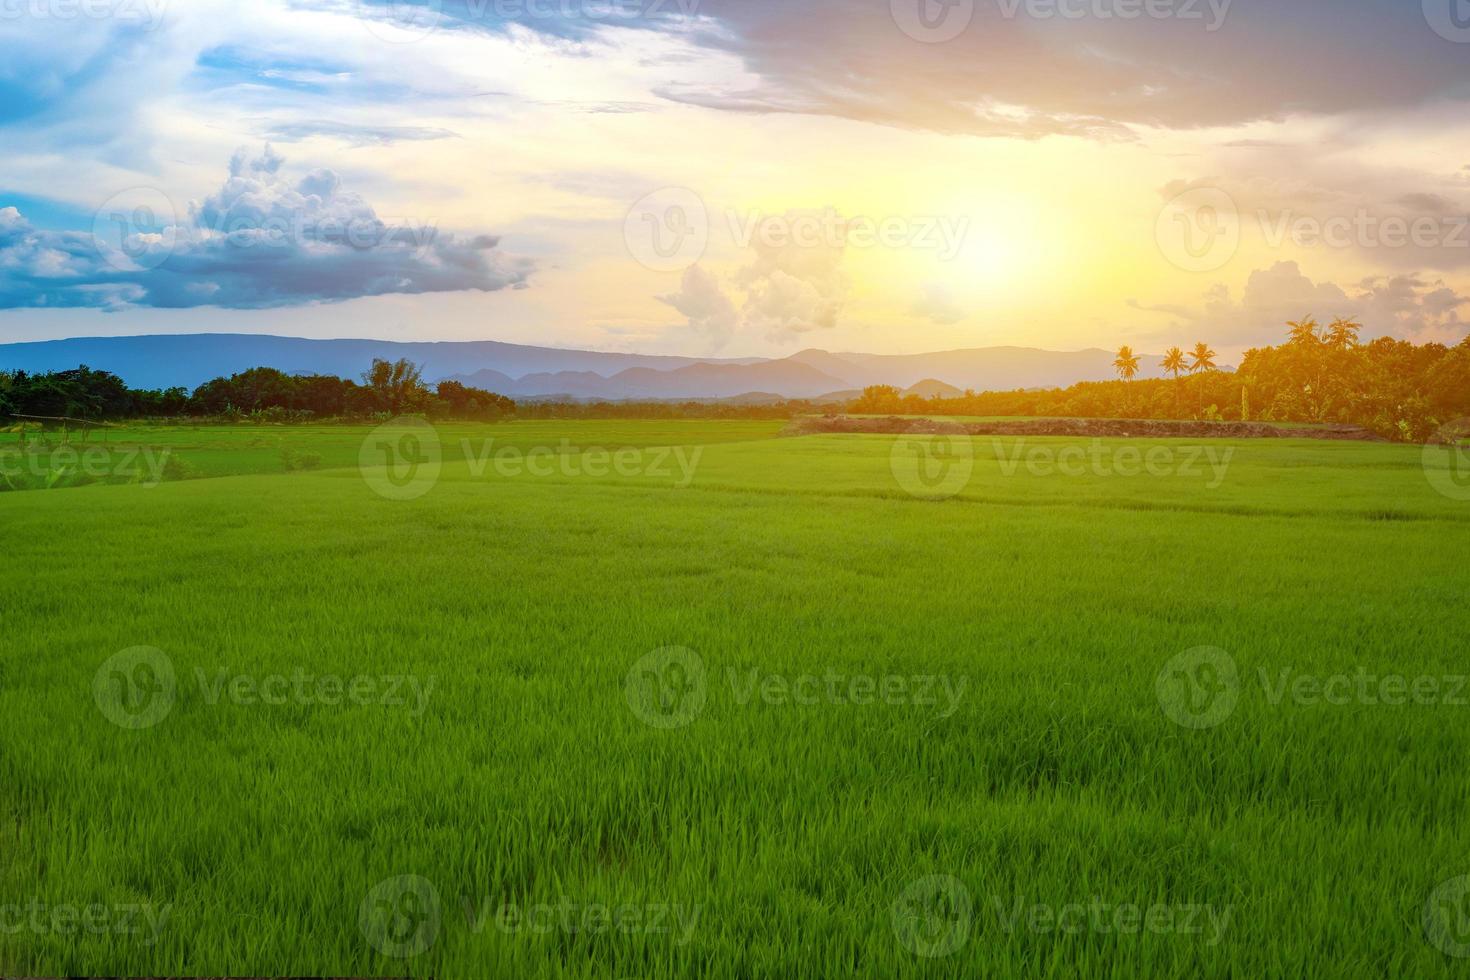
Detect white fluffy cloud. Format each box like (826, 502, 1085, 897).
(1132, 261, 1470, 348)
(0, 146, 531, 309)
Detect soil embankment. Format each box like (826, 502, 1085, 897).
(787, 416, 1388, 441)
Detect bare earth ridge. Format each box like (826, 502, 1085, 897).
(789, 416, 1389, 441)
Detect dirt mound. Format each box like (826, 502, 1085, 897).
(786, 415, 1387, 442)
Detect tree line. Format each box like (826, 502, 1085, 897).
(6, 319, 1467, 440)
(0, 358, 798, 425)
(853, 319, 1470, 442)
(0, 359, 516, 424)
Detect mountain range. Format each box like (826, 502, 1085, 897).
(0, 333, 1173, 400)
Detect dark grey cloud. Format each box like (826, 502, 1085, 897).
(0, 146, 532, 310)
(402, 0, 1470, 139)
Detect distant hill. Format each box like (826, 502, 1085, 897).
(0, 334, 760, 391)
(903, 379, 965, 399)
(0, 333, 1181, 400)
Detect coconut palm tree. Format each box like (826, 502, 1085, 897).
(1114, 346, 1141, 382)
(1189, 342, 1217, 416)
(1326, 317, 1361, 350)
(1161, 346, 1186, 416)
(1287, 316, 1321, 347)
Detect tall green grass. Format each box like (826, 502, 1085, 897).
(1, 421, 1466, 976)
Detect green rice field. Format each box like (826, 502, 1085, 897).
(2, 420, 1469, 977)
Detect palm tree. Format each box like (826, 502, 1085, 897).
(1161, 346, 1186, 416)
(1287, 316, 1321, 347)
(1326, 317, 1361, 350)
(1114, 346, 1141, 382)
(1113, 346, 1141, 417)
(1189, 342, 1217, 416)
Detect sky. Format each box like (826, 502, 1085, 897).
(1, 0, 1469, 360)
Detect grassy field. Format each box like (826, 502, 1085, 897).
(2, 419, 1469, 977)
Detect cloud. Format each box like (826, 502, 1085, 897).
(912, 283, 965, 325)
(1133, 261, 1470, 348)
(734, 211, 849, 340)
(658, 264, 738, 349)
(632, 0, 1470, 139)
(655, 210, 854, 347)
(0, 145, 532, 310)
(258, 120, 460, 146)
